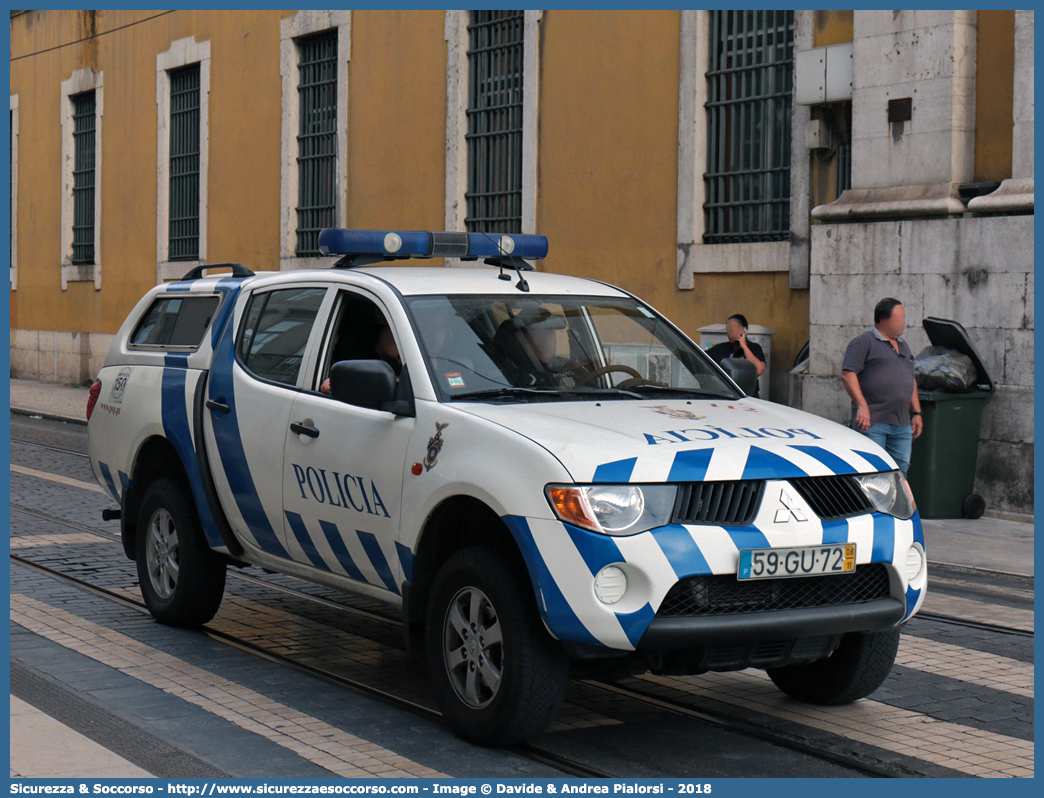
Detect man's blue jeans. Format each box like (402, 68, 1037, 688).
(863, 423, 912, 475)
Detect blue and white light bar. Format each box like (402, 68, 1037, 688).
(317, 228, 549, 261)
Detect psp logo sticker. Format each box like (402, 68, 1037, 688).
(111, 367, 131, 403)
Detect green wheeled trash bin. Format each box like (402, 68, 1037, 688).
(906, 318, 994, 519)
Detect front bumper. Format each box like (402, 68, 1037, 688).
(503, 510, 926, 652)
(638, 597, 905, 650)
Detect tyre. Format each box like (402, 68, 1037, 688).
(425, 547, 568, 745)
(136, 477, 226, 627)
(766, 628, 900, 705)
(962, 493, 986, 519)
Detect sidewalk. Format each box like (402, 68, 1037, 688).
(10, 697, 151, 778)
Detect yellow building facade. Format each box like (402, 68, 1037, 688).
(9, 10, 1019, 409)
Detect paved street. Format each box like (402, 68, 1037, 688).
(9, 413, 1034, 778)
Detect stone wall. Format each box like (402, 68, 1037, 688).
(10, 330, 115, 385)
(798, 215, 1033, 516)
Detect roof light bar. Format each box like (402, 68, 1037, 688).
(317, 228, 549, 264)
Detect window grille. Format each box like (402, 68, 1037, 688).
(296, 31, 338, 257)
(466, 10, 524, 234)
(72, 91, 96, 265)
(169, 64, 201, 261)
(704, 11, 794, 243)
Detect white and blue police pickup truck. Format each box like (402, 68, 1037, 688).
(88, 229, 926, 745)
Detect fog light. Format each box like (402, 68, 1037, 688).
(905, 546, 923, 581)
(594, 566, 627, 605)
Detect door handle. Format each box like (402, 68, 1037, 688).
(206, 400, 230, 414)
(290, 422, 320, 439)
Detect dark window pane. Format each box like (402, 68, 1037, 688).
(704, 11, 794, 243)
(466, 10, 524, 235)
(72, 91, 96, 265)
(131, 296, 220, 348)
(296, 31, 338, 257)
(238, 288, 326, 384)
(169, 64, 201, 261)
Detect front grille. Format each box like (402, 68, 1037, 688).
(673, 480, 764, 526)
(657, 563, 891, 617)
(789, 474, 874, 521)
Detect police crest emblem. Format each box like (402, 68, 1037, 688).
(646, 405, 705, 420)
(423, 422, 450, 471)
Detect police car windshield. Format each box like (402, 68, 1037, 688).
(405, 295, 741, 402)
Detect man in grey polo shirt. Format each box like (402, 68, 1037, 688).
(841, 298, 923, 475)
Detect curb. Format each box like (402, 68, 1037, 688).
(11, 406, 88, 427)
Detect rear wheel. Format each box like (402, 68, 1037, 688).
(136, 478, 226, 626)
(766, 628, 900, 705)
(425, 547, 568, 745)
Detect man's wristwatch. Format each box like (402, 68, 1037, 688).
(911, 411, 922, 417)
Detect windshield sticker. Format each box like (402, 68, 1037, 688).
(424, 422, 450, 471)
(645, 406, 706, 420)
(445, 373, 466, 389)
(637, 306, 655, 318)
(644, 427, 824, 444)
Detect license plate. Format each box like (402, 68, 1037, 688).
(738, 543, 856, 581)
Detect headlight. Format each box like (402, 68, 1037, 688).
(854, 470, 916, 519)
(545, 484, 678, 536)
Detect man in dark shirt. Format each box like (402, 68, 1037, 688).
(705, 314, 766, 398)
(841, 298, 923, 475)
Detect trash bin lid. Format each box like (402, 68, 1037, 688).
(921, 317, 994, 393)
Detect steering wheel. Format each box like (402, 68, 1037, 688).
(574, 364, 643, 387)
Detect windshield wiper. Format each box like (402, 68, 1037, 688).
(453, 386, 643, 402)
(454, 387, 564, 401)
(627, 385, 740, 400)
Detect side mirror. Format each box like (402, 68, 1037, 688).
(330, 360, 398, 410)
(720, 358, 759, 396)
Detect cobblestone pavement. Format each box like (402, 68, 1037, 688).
(9, 415, 1034, 778)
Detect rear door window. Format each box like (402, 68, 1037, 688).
(131, 295, 221, 348)
(237, 287, 327, 385)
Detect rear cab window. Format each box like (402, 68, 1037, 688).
(130, 295, 221, 349)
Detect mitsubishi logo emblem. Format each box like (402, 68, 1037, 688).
(774, 490, 807, 523)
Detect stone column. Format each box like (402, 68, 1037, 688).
(813, 10, 977, 220)
(968, 10, 1033, 213)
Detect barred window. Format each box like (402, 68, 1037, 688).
(296, 31, 338, 257)
(466, 10, 524, 234)
(169, 64, 201, 261)
(71, 90, 96, 265)
(704, 11, 794, 243)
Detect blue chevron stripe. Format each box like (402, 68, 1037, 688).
(871, 514, 895, 562)
(788, 445, 858, 476)
(396, 542, 415, 583)
(501, 515, 603, 647)
(318, 520, 366, 582)
(904, 585, 922, 621)
(562, 523, 624, 577)
(725, 525, 772, 551)
(357, 530, 399, 594)
(821, 518, 849, 544)
(855, 449, 891, 472)
(284, 511, 329, 570)
(592, 457, 637, 483)
(649, 524, 712, 579)
(667, 448, 713, 482)
(98, 462, 121, 502)
(616, 603, 656, 649)
(741, 446, 808, 480)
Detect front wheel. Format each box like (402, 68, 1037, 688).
(766, 628, 900, 705)
(136, 477, 226, 627)
(425, 547, 568, 745)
